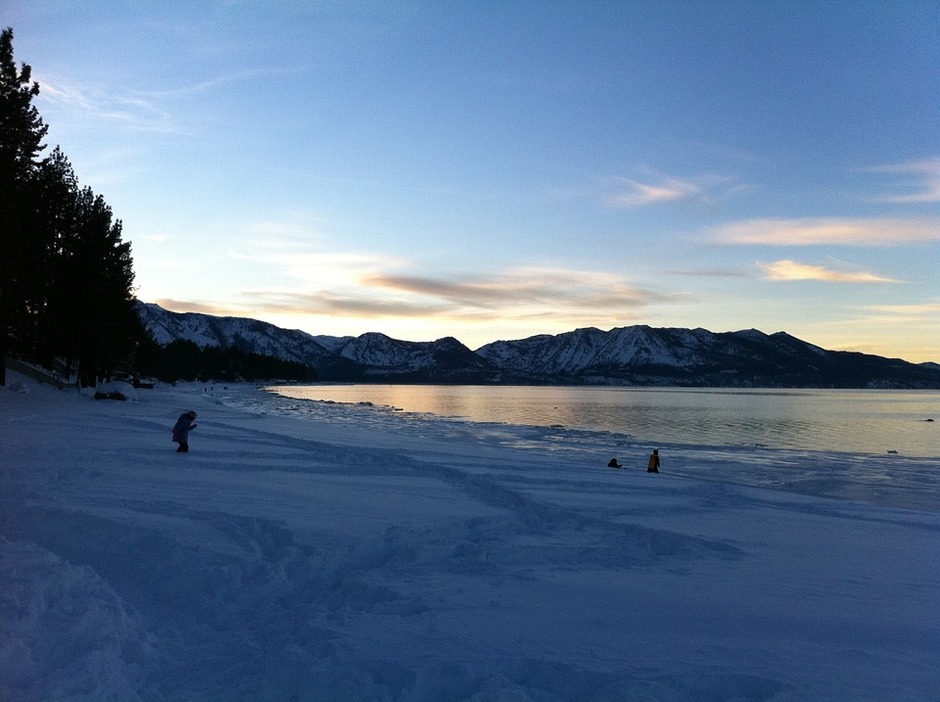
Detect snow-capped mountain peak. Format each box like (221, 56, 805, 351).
(136, 302, 940, 388)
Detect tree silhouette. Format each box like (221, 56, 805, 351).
(0, 27, 49, 385)
(15, 147, 74, 362)
(1, 28, 142, 385)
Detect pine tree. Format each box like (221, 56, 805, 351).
(16, 147, 76, 363)
(0, 27, 49, 384)
(52, 186, 139, 385)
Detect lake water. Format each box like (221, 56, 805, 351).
(244, 384, 940, 510)
(268, 384, 939, 458)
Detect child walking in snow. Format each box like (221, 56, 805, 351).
(172, 410, 198, 453)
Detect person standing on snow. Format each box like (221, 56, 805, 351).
(647, 449, 660, 473)
(172, 410, 198, 453)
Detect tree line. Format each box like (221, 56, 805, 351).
(137, 339, 317, 384)
(1, 28, 314, 387)
(0, 27, 141, 386)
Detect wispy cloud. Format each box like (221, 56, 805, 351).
(240, 212, 331, 245)
(863, 301, 940, 319)
(35, 67, 294, 134)
(223, 266, 667, 328)
(232, 290, 450, 319)
(759, 259, 898, 283)
(711, 217, 940, 246)
(604, 176, 703, 208)
(365, 268, 663, 312)
(853, 302, 940, 361)
(148, 68, 299, 100)
(865, 157, 940, 204)
(36, 74, 181, 134)
(667, 267, 752, 278)
(154, 299, 228, 315)
(601, 170, 744, 209)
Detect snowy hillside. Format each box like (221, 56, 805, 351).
(475, 325, 938, 387)
(336, 334, 493, 375)
(475, 326, 712, 373)
(136, 302, 940, 388)
(474, 326, 830, 375)
(137, 302, 336, 367)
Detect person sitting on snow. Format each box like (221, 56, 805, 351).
(172, 410, 198, 453)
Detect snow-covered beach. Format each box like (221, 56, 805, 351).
(2, 373, 938, 701)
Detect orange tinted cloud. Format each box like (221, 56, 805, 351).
(712, 218, 939, 246)
(759, 260, 897, 283)
(604, 176, 703, 207)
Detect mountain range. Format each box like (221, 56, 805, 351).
(137, 302, 940, 388)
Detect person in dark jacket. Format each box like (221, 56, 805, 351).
(647, 449, 660, 473)
(172, 410, 198, 453)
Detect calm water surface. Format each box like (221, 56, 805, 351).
(269, 385, 939, 458)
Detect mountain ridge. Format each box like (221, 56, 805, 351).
(136, 302, 940, 388)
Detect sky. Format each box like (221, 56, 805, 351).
(6, 1, 940, 362)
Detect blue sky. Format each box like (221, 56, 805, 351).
(8, 1, 939, 361)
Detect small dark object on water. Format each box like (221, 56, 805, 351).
(608, 458, 622, 468)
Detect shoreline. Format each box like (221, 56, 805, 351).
(253, 382, 940, 511)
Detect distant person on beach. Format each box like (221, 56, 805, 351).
(647, 449, 660, 473)
(172, 410, 198, 453)
(608, 458, 622, 468)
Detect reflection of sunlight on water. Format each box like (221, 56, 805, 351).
(268, 384, 939, 458)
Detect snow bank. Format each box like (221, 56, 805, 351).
(0, 538, 152, 701)
(93, 380, 137, 402)
(1, 372, 937, 701)
(8, 380, 29, 394)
